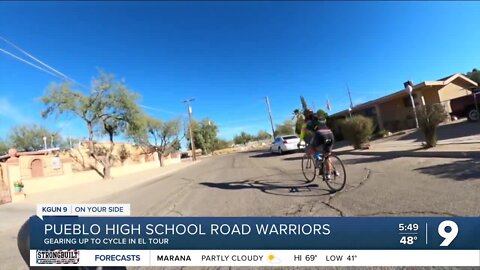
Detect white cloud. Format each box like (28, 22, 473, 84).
(0, 97, 31, 123)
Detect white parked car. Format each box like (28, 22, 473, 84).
(270, 135, 302, 154)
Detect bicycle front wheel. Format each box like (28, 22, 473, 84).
(324, 154, 347, 192)
(301, 154, 316, 183)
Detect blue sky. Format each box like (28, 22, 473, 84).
(1, 1, 479, 144)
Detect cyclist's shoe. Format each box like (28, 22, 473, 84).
(334, 170, 340, 177)
(325, 174, 332, 181)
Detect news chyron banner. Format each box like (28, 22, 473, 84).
(30, 204, 480, 267)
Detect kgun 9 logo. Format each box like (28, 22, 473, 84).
(438, 220, 458, 247)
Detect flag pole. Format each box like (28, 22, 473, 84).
(326, 95, 332, 112)
(347, 83, 354, 109)
(347, 83, 353, 117)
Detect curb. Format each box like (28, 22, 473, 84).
(337, 150, 480, 159)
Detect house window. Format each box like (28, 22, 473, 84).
(403, 94, 419, 108)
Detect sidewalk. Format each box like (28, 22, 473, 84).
(0, 159, 200, 231)
(335, 128, 480, 159)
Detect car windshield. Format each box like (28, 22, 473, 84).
(283, 136, 298, 140)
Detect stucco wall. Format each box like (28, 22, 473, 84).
(18, 155, 72, 179)
(2, 153, 181, 202)
(21, 170, 100, 198)
(69, 145, 159, 172)
(421, 87, 442, 106)
(378, 97, 418, 131)
(18, 161, 158, 197)
(438, 80, 472, 113)
(5, 163, 21, 202)
(0, 163, 12, 204)
(439, 79, 473, 102)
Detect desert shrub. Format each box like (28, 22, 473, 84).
(327, 117, 344, 141)
(340, 116, 374, 149)
(417, 104, 448, 148)
(376, 128, 390, 138)
(117, 144, 131, 165)
(212, 138, 231, 151)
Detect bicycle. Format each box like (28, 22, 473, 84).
(301, 144, 346, 192)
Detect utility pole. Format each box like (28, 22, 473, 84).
(347, 83, 354, 117)
(183, 98, 196, 161)
(265, 96, 276, 140)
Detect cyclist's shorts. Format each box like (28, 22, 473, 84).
(311, 129, 334, 153)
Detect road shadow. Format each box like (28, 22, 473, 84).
(199, 179, 333, 197)
(398, 121, 480, 142)
(249, 152, 276, 158)
(249, 151, 300, 158)
(283, 156, 304, 161)
(414, 158, 480, 181)
(341, 155, 395, 165)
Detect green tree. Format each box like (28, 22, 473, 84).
(7, 124, 60, 151)
(212, 138, 231, 151)
(188, 119, 219, 155)
(255, 130, 271, 141)
(466, 68, 480, 85)
(274, 120, 295, 136)
(233, 132, 254, 145)
(41, 70, 142, 179)
(129, 116, 181, 167)
(0, 138, 9, 155)
(170, 138, 182, 152)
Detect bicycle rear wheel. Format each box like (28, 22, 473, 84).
(324, 154, 346, 192)
(301, 154, 316, 183)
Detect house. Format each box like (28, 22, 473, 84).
(330, 73, 478, 132)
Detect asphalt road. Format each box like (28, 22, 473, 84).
(2, 150, 479, 270)
(98, 150, 480, 217)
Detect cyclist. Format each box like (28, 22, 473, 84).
(298, 109, 336, 179)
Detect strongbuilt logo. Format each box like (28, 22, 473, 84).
(36, 250, 80, 264)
